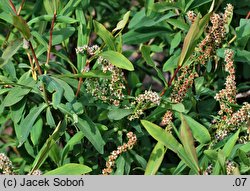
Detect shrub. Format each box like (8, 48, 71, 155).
(0, 0, 249, 175)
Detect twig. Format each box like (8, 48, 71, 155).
(246, 11, 250, 19)
(160, 65, 181, 96)
(75, 61, 90, 97)
(168, 65, 181, 87)
(17, 0, 25, 15)
(46, 11, 57, 66)
(8, 0, 17, 15)
(28, 41, 42, 75)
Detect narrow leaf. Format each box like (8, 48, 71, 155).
(76, 116, 105, 154)
(183, 115, 211, 144)
(12, 15, 31, 40)
(44, 163, 92, 175)
(18, 103, 47, 147)
(93, 20, 116, 50)
(145, 142, 166, 175)
(99, 50, 134, 71)
(222, 129, 240, 158)
(180, 114, 200, 173)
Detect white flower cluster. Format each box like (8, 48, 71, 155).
(0, 153, 14, 175)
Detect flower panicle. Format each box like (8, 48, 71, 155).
(102, 132, 137, 175)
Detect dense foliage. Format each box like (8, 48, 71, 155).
(0, 0, 249, 175)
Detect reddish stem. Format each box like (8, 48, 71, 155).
(17, 0, 25, 15)
(75, 61, 90, 97)
(160, 65, 181, 96)
(46, 11, 57, 65)
(28, 41, 42, 75)
(246, 11, 250, 19)
(8, 0, 17, 15)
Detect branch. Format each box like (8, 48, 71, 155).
(8, 0, 17, 15)
(46, 11, 57, 66)
(17, 0, 25, 15)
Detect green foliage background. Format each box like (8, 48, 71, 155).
(0, 0, 249, 175)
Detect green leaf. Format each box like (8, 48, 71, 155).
(46, 107, 56, 127)
(178, 12, 211, 67)
(152, 2, 180, 12)
(49, 143, 61, 166)
(76, 8, 88, 72)
(32, 31, 48, 49)
(170, 31, 182, 55)
(59, 0, 82, 16)
(108, 108, 133, 120)
(39, 75, 64, 108)
(57, 70, 111, 79)
(236, 19, 250, 49)
(44, 163, 92, 175)
(30, 118, 43, 146)
(18, 103, 47, 147)
(12, 15, 31, 40)
(204, 150, 218, 161)
(3, 87, 31, 107)
(167, 19, 189, 31)
(61, 131, 84, 164)
(0, 39, 22, 68)
(99, 50, 134, 71)
(182, 115, 211, 144)
(123, 26, 171, 44)
(141, 45, 167, 86)
(171, 103, 185, 112)
(52, 77, 75, 102)
(238, 149, 250, 166)
(43, 0, 55, 14)
(93, 20, 116, 50)
(141, 120, 199, 173)
(163, 49, 181, 72)
(10, 99, 26, 124)
(129, 150, 147, 169)
(222, 129, 240, 158)
(145, 0, 154, 16)
(145, 142, 166, 175)
(128, 9, 175, 29)
(76, 116, 105, 154)
(46, 27, 75, 45)
(114, 155, 125, 175)
(31, 120, 66, 173)
(189, 0, 212, 10)
(28, 15, 78, 25)
(113, 11, 130, 33)
(180, 114, 200, 173)
(141, 120, 181, 152)
(239, 142, 250, 153)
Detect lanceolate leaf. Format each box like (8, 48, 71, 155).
(113, 11, 130, 33)
(1, 39, 23, 68)
(61, 131, 84, 165)
(99, 50, 134, 71)
(12, 15, 31, 40)
(31, 120, 66, 173)
(18, 103, 47, 147)
(145, 142, 166, 175)
(141, 45, 167, 86)
(3, 87, 31, 107)
(180, 114, 200, 173)
(141, 120, 200, 174)
(222, 129, 240, 158)
(93, 20, 116, 50)
(76, 116, 105, 154)
(182, 115, 211, 144)
(44, 163, 92, 175)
